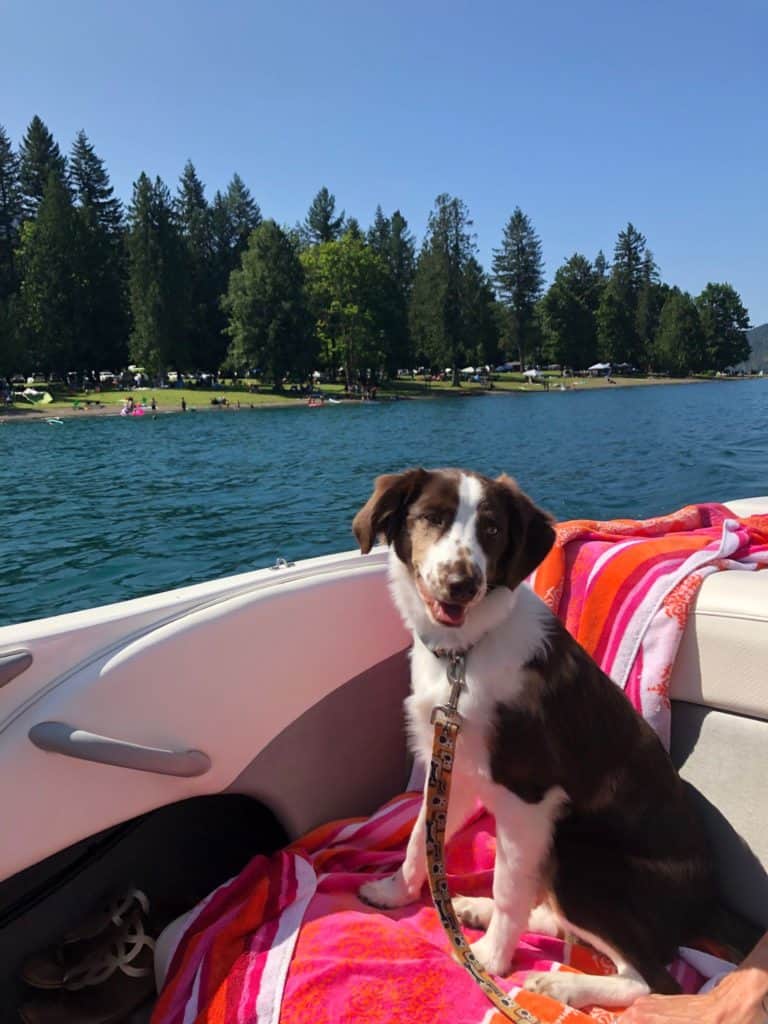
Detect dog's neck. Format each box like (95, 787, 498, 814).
(387, 548, 520, 656)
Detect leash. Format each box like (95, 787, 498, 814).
(425, 651, 542, 1024)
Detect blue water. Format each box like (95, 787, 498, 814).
(2, 381, 767, 627)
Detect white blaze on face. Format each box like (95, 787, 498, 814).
(421, 473, 487, 596)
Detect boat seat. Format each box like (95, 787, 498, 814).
(670, 496, 768, 930)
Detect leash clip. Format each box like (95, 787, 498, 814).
(430, 651, 467, 726)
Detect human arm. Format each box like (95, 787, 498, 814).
(618, 931, 768, 1024)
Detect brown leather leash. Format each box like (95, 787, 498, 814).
(425, 651, 542, 1023)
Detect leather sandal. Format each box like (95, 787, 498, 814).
(19, 908, 156, 1024)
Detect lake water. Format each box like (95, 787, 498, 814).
(2, 380, 767, 627)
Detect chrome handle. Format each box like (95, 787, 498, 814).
(28, 722, 211, 778)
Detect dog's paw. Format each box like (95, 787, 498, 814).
(452, 895, 493, 930)
(468, 934, 513, 977)
(358, 873, 417, 909)
(522, 971, 581, 1006)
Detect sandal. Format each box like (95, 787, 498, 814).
(19, 907, 156, 1024)
(22, 889, 151, 990)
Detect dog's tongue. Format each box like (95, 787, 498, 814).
(432, 599, 467, 627)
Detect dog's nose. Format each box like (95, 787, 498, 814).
(447, 575, 480, 602)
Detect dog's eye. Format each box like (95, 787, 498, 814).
(484, 522, 499, 536)
(422, 512, 444, 527)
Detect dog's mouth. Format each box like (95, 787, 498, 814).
(415, 576, 472, 628)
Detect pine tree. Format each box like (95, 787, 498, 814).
(540, 254, 601, 369)
(70, 131, 127, 371)
(224, 220, 313, 386)
(16, 172, 85, 373)
(594, 249, 608, 278)
(18, 116, 68, 218)
(70, 130, 123, 234)
(0, 125, 22, 301)
(126, 173, 189, 374)
(0, 125, 22, 374)
(410, 194, 476, 383)
(177, 160, 220, 369)
(696, 283, 751, 370)
(597, 223, 648, 365)
(367, 205, 391, 256)
(492, 208, 545, 369)
(463, 257, 501, 368)
(303, 186, 345, 246)
(635, 250, 664, 367)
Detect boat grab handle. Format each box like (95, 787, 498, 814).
(28, 722, 211, 778)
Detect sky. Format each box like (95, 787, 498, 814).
(3, 0, 767, 325)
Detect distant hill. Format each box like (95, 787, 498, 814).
(738, 323, 768, 371)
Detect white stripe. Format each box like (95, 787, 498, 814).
(254, 855, 317, 1023)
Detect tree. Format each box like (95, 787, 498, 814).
(177, 160, 221, 369)
(0, 125, 22, 372)
(597, 223, 649, 365)
(0, 124, 22, 300)
(223, 220, 313, 387)
(367, 205, 391, 257)
(492, 208, 544, 369)
(125, 173, 189, 375)
(302, 233, 391, 385)
(15, 172, 86, 374)
(18, 116, 68, 218)
(653, 289, 706, 375)
(540, 254, 601, 369)
(410, 194, 476, 383)
(594, 249, 608, 278)
(367, 206, 416, 373)
(696, 283, 751, 370)
(70, 131, 128, 371)
(303, 186, 345, 246)
(463, 257, 501, 368)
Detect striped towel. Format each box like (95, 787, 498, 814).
(531, 502, 768, 746)
(153, 502, 768, 1024)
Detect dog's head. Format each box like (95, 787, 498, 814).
(352, 468, 555, 629)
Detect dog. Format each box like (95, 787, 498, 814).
(352, 467, 715, 1009)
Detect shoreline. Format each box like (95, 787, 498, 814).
(1, 375, 763, 424)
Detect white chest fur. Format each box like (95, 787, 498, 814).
(402, 580, 552, 791)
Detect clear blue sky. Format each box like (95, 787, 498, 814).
(3, 0, 766, 324)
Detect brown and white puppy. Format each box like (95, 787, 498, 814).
(353, 468, 714, 1009)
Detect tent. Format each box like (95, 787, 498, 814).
(523, 368, 541, 378)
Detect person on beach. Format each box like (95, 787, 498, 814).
(619, 931, 768, 1023)
(181, 396, 187, 412)
(151, 396, 156, 412)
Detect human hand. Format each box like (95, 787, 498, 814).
(618, 978, 766, 1024)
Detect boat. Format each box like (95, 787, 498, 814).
(0, 496, 766, 1021)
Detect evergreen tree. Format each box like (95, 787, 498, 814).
(18, 116, 68, 218)
(303, 186, 345, 246)
(223, 220, 312, 387)
(654, 288, 706, 375)
(594, 249, 608, 278)
(0, 125, 22, 299)
(344, 217, 363, 240)
(410, 194, 476, 383)
(0, 125, 22, 374)
(598, 223, 648, 365)
(367, 205, 391, 257)
(70, 130, 123, 234)
(70, 131, 127, 371)
(463, 257, 501, 368)
(696, 283, 751, 370)
(634, 249, 664, 366)
(492, 208, 545, 369)
(16, 172, 86, 373)
(177, 160, 220, 368)
(210, 173, 262, 367)
(540, 254, 601, 369)
(126, 173, 189, 374)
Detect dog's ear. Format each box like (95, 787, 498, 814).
(353, 468, 428, 554)
(495, 474, 556, 588)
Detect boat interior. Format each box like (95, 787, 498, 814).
(1, 496, 767, 1021)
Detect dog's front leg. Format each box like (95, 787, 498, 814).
(359, 771, 477, 909)
(470, 786, 566, 976)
